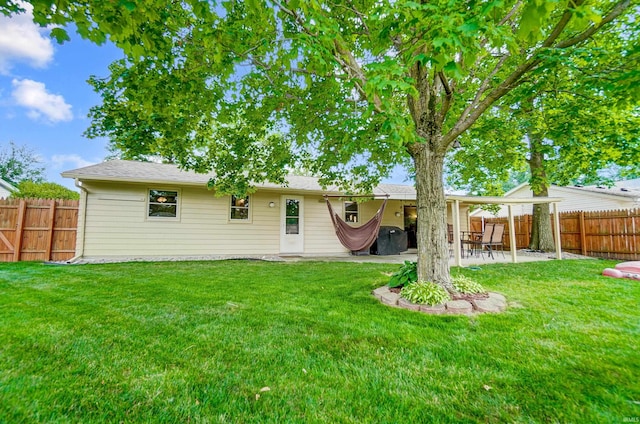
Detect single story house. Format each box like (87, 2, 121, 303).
(62, 160, 473, 261)
(472, 181, 640, 218)
(0, 178, 17, 198)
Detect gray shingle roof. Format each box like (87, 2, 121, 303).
(62, 159, 417, 199)
(570, 181, 640, 200)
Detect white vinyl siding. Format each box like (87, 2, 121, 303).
(81, 182, 280, 257)
(78, 182, 445, 259)
(303, 198, 346, 254)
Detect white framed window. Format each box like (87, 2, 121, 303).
(148, 189, 179, 219)
(344, 201, 359, 223)
(230, 195, 251, 221)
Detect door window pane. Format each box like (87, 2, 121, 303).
(285, 199, 300, 234)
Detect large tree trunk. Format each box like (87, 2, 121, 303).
(410, 143, 454, 292)
(405, 60, 454, 294)
(528, 143, 555, 251)
(529, 199, 555, 251)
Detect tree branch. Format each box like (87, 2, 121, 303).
(332, 39, 383, 113)
(458, 53, 510, 125)
(555, 0, 630, 49)
(436, 71, 453, 128)
(444, 0, 632, 146)
(332, 0, 370, 36)
(274, 1, 318, 37)
(541, 0, 586, 48)
(498, 0, 525, 26)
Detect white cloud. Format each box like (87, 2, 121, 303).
(50, 154, 96, 170)
(0, 2, 54, 74)
(11, 78, 73, 122)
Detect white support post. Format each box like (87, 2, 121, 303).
(508, 204, 517, 263)
(553, 202, 562, 260)
(452, 200, 462, 267)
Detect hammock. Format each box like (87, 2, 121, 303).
(325, 196, 388, 253)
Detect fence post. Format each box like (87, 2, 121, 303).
(579, 211, 587, 256)
(45, 199, 56, 261)
(13, 199, 26, 262)
(524, 215, 530, 248)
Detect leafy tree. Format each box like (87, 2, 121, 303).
(4, 0, 635, 293)
(0, 141, 45, 185)
(12, 181, 80, 200)
(448, 22, 640, 251)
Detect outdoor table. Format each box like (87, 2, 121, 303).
(460, 231, 482, 257)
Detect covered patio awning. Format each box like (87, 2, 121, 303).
(446, 195, 564, 267)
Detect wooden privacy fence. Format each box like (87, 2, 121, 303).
(471, 208, 640, 261)
(0, 198, 79, 262)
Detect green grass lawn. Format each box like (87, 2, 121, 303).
(1, 259, 638, 423)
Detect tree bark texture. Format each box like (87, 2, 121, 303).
(528, 148, 556, 251)
(410, 143, 454, 292)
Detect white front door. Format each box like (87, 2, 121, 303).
(280, 195, 304, 254)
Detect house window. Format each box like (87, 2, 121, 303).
(148, 190, 178, 218)
(345, 201, 359, 223)
(230, 195, 250, 220)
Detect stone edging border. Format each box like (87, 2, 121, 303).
(372, 286, 507, 315)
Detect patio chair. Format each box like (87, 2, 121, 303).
(468, 223, 495, 259)
(486, 223, 506, 259)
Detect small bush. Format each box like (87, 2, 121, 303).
(452, 275, 486, 294)
(400, 281, 450, 306)
(388, 261, 417, 288)
(12, 181, 79, 200)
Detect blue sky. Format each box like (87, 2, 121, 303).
(0, 4, 125, 189)
(0, 4, 413, 191)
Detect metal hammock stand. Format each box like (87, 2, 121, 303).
(323, 194, 389, 253)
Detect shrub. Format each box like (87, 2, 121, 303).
(12, 181, 79, 200)
(388, 261, 417, 288)
(452, 275, 486, 294)
(400, 281, 450, 306)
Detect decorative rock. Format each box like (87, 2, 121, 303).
(380, 292, 400, 306)
(445, 299, 473, 315)
(472, 296, 505, 313)
(398, 297, 421, 311)
(372, 286, 390, 300)
(372, 286, 508, 315)
(419, 304, 446, 314)
(487, 292, 506, 303)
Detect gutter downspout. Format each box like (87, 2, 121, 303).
(67, 178, 87, 263)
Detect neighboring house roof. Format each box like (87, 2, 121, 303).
(471, 181, 640, 217)
(61, 159, 418, 200)
(571, 179, 640, 199)
(0, 178, 17, 196)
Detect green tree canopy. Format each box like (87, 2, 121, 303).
(4, 0, 636, 291)
(448, 19, 640, 197)
(446, 19, 639, 250)
(0, 141, 45, 186)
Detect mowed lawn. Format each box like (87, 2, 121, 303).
(0, 259, 638, 423)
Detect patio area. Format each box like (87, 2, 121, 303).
(280, 248, 578, 265)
